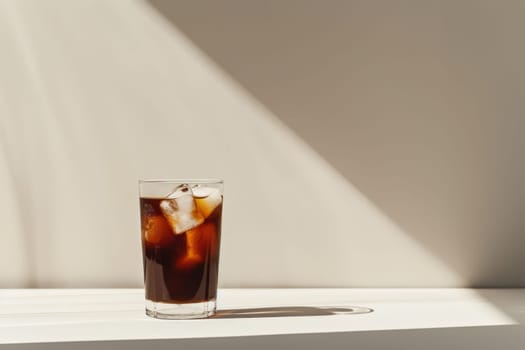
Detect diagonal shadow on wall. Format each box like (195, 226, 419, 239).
(146, 0, 525, 287)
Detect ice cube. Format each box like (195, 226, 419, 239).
(175, 254, 203, 270)
(166, 183, 191, 198)
(174, 222, 217, 269)
(160, 184, 204, 234)
(186, 222, 217, 257)
(193, 186, 222, 218)
(143, 215, 174, 246)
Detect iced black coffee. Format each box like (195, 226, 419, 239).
(139, 180, 223, 319)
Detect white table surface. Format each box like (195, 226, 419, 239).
(1, 288, 524, 349)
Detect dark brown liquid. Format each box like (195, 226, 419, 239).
(140, 197, 222, 303)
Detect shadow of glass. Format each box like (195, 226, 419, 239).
(214, 306, 373, 319)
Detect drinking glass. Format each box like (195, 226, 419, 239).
(139, 179, 223, 319)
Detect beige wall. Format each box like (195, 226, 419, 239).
(148, 0, 525, 287)
(0, 0, 523, 287)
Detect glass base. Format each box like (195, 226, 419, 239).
(145, 299, 216, 319)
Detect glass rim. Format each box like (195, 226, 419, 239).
(138, 178, 223, 185)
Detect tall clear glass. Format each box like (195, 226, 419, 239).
(139, 179, 223, 319)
